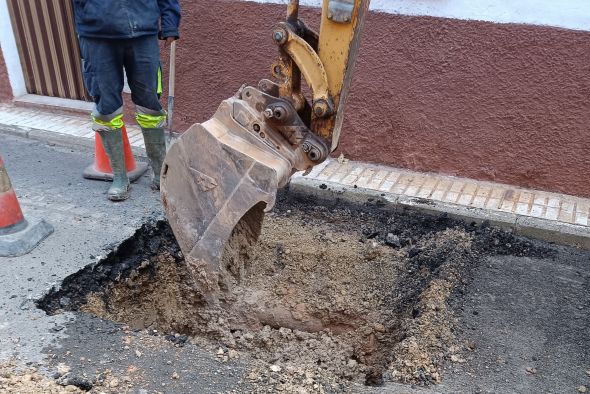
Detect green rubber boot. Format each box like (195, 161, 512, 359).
(141, 127, 166, 190)
(97, 129, 130, 201)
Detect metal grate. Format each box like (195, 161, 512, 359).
(7, 0, 90, 101)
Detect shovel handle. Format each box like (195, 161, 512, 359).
(166, 41, 177, 145)
(168, 40, 176, 99)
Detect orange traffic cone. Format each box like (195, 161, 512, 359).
(83, 125, 148, 181)
(0, 155, 53, 257)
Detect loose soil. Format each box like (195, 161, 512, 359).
(0, 362, 85, 394)
(38, 192, 554, 392)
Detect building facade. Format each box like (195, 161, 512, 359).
(1, 0, 589, 197)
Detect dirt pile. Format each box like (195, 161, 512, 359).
(0, 362, 85, 394)
(39, 194, 553, 392)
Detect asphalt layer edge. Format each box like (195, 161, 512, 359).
(289, 177, 590, 250)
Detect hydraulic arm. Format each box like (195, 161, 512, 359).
(160, 0, 370, 299)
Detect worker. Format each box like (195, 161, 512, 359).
(73, 0, 181, 201)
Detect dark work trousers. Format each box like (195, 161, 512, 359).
(79, 34, 164, 122)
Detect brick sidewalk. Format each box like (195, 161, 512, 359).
(1, 103, 589, 247)
(299, 159, 589, 227)
(0, 104, 144, 148)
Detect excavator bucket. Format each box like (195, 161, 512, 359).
(160, 87, 324, 296)
(160, 121, 279, 295)
(160, 0, 370, 299)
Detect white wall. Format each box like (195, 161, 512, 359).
(245, 0, 590, 32)
(0, 0, 26, 98)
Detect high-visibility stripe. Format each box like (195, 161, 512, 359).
(136, 113, 167, 129)
(93, 114, 124, 130)
(157, 65, 163, 96)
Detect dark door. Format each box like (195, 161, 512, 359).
(7, 0, 90, 101)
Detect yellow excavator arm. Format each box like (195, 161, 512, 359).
(160, 0, 370, 298)
(273, 0, 370, 149)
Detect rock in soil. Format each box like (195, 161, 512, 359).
(0, 362, 85, 394)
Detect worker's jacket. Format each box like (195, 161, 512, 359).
(73, 0, 181, 40)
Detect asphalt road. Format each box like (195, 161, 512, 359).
(440, 251, 589, 393)
(0, 133, 163, 364)
(0, 132, 588, 393)
(0, 132, 247, 393)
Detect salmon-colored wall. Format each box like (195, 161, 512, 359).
(157, 0, 286, 128)
(0, 47, 12, 102)
(343, 14, 590, 199)
(6, 0, 587, 198)
(160, 0, 590, 197)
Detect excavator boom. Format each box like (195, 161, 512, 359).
(160, 0, 370, 299)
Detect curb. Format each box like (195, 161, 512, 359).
(3, 121, 589, 250)
(289, 176, 590, 250)
(0, 122, 148, 158)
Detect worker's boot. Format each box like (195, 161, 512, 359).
(97, 129, 130, 201)
(141, 127, 166, 190)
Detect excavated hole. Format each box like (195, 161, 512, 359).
(37, 192, 554, 390)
